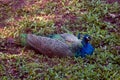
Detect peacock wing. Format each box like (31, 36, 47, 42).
(47, 34, 65, 42)
(27, 34, 74, 57)
(60, 33, 79, 42)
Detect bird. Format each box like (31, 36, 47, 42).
(19, 33, 94, 58)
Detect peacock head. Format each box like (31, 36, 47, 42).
(77, 33, 91, 42)
(84, 34, 91, 41)
(82, 34, 91, 46)
(75, 34, 94, 58)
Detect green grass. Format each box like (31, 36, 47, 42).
(0, 0, 120, 80)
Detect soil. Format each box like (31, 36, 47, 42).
(0, 0, 119, 28)
(0, 38, 22, 54)
(106, 0, 120, 3)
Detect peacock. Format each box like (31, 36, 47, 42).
(20, 33, 94, 58)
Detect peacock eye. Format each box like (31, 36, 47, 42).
(86, 36, 91, 41)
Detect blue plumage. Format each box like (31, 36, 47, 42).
(77, 33, 81, 39)
(75, 34, 94, 57)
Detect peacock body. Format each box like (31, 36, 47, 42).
(20, 33, 94, 57)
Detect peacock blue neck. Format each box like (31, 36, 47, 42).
(75, 35, 94, 58)
(81, 39, 88, 47)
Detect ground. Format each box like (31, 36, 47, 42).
(0, 0, 120, 80)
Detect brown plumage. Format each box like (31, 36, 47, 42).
(27, 34, 74, 57)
